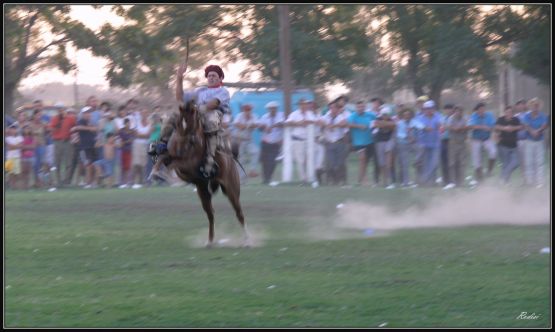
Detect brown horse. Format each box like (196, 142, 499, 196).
(165, 100, 250, 248)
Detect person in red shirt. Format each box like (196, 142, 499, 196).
(49, 107, 77, 187)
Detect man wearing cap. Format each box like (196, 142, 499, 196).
(467, 102, 497, 183)
(285, 98, 317, 183)
(232, 103, 260, 180)
(150, 63, 231, 179)
(417, 100, 443, 186)
(415, 95, 429, 116)
(258, 101, 285, 184)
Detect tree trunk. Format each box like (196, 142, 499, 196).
(5, 82, 16, 116)
(430, 88, 442, 108)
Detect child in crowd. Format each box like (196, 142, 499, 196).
(6, 124, 24, 189)
(95, 132, 119, 188)
(21, 125, 37, 190)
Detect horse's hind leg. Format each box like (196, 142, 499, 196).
(196, 183, 215, 247)
(222, 182, 250, 247)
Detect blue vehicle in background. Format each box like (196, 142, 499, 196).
(229, 89, 315, 145)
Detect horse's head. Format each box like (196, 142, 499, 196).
(178, 100, 202, 137)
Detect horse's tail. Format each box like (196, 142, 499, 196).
(233, 156, 247, 177)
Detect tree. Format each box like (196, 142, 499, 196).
(96, 5, 232, 99)
(509, 5, 550, 86)
(374, 5, 500, 106)
(4, 5, 103, 115)
(225, 5, 372, 89)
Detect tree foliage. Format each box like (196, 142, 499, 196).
(96, 5, 228, 95)
(5, 5, 103, 113)
(226, 5, 372, 87)
(509, 5, 550, 86)
(374, 5, 501, 104)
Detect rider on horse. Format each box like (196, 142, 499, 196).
(149, 64, 231, 179)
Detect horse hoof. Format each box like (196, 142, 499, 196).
(205, 242, 214, 249)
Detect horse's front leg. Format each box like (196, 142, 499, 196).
(196, 183, 215, 247)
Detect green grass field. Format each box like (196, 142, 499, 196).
(5, 183, 551, 328)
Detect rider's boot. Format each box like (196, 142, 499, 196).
(201, 133, 218, 178)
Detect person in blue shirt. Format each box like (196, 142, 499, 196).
(522, 98, 548, 188)
(395, 108, 420, 187)
(416, 100, 442, 186)
(467, 102, 497, 183)
(348, 100, 376, 186)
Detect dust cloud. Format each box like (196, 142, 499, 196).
(334, 185, 550, 232)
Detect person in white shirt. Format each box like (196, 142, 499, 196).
(322, 100, 350, 185)
(131, 109, 152, 188)
(232, 103, 260, 179)
(285, 99, 317, 183)
(258, 101, 285, 184)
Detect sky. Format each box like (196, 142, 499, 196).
(19, 5, 349, 99)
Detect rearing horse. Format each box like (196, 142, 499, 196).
(166, 100, 250, 247)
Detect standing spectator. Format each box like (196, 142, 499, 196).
(232, 103, 260, 180)
(66, 109, 85, 186)
(146, 112, 163, 186)
(311, 102, 326, 185)
(495, 106, 522, 185)
(522, 98, 548, 188)
(395, 108, 418, 187)
(514, 99, 528, 183)
(6, 124, 24, 189)
(369, 97, 383, 185)
(445, 106, 469, 188)
(417, 100, 442, 186)
(113, 105, 128, 185)
(322, 101, 349, 186)
(440, 104, 455, 186)
(415, 95, 429, 116)
(50, 107, 76, 187)
(30, 110, 48, 188)
(118, 118, 135, 188)
(21, 125, 36, 190)
(285, 99, 317, 183)
(348, 100, 376, 186)
(82, 96, 102, 126)
(468, 102, 497, 184)
(258, 101, 284, 185)
(72, 107, 99, 188)
(334, 97, 351, 185)
(125, 98, 141, 129)
(131, 109, 151, 189)
(372, 106, 397, 189)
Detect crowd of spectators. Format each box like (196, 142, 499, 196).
(226, 95, 549, 189)
(5, 94, 550, 190)
(5, 97, 164, 190)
